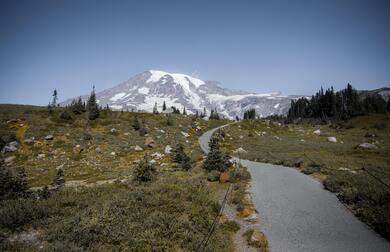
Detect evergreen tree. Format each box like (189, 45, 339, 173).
(52, 89, 58, 107)
(132, 115, 141, 131)
(87, 86, 99, 120)
(203, 107, 207, 118)
(162, 101, 167, 111)
(203, 135, 230, 172)
(183, 107, 187, 115)
(209, 108, 220, 120)
(133, 153, 156, 182)
(195, 110, 199, 118)
(172, 143, 191, 170)
(387, 99, 390, 113)
(171, 106, 180, 114)
(243, 109, 256, 120)
(287, 83, 387, 121)
(153, 102, 159, 114)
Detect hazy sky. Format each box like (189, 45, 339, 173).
(0, 0, 389, 105)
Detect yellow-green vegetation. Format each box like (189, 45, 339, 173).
(222, 114, 390, 240)
(0, 104, 227, 187)
(0, 104, 237, 250)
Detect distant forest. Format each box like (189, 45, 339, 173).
(288, 84, 390, 121)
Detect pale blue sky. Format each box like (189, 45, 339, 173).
(0, 0, 389, 105)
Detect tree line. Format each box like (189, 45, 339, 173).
(288, 84, 390, 121)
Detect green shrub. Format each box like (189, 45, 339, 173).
(207, 170, 221, 182)
(0, 198, 48, 231)
(0, 164, 28, 199)
(59, 110, 73, 121)
(221, 220, 240, 233)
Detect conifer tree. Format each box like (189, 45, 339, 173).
(172, 143, 191, 170)
(52, 89, 58, 107)
(183, 107, 187, 115)
(387, 99, 390, 113)
(87, 86, 99, 120)
(153, 102, 159, 114)
(132, 115, 141, 131)
(163, 101, 167, 111)
(133, 153, 156, 182)
(203, 135, 230, 172)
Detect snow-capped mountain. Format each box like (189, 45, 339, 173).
(62, 70, 300, 119)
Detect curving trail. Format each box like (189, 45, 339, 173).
(199, 124, 390, 252)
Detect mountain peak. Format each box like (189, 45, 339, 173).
(62, 70, 298, 118)
(146, 70, 205, 89)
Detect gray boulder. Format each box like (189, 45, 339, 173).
(45, 135, 54, 140)
(356, 142, 378, 150)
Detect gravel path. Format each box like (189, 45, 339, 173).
(244, 160, 390, 252)
(200, 125, 390, 252)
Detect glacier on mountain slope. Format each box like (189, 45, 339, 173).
(61, 70, 300, 119)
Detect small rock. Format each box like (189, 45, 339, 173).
(45, 135, 54, 140)
(134, 145, 143, 151)
(239, 208, 253, 218)
(273, 136, 281, 141)
(4, 156, 16, 163)
(24, 137, 35, 144)
(95, 147, 102, 153)
(164, 145, 172, 154)
(124, 132, 130, 136)
(181, 131, 190, 138)
(151, 152, 164, 160)
(56, 164, 64, 170)
(239, 135, 243, 139)
(313, 129, 321, 135)
(356, 142, 378, 149)
(145, 137, 157, 148)
(2, 144, 17, 153)
(244, 213, 258, 222)
(219, 172, 230, 183)
(328, 137, 337, 143)
(233, 147, 247, 153)
(150, 159, 156, 164)
(110, 128, 117, 133)
(110, 152, 116, 156)
(37, 153, 45, 159)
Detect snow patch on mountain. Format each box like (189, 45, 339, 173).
(110, 92, 126, 101)
(138, 87, 149, 94)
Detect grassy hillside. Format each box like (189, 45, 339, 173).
(0, 105, 239, 251)
(221, 114, 390, 240)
